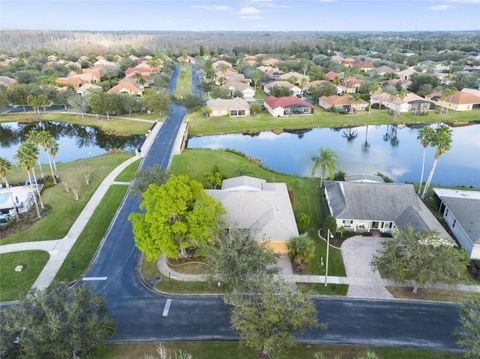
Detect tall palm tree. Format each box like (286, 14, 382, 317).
(441, 87, 457, 115)
(15, 144, 41, 218)
(0, 157, 19, 221)
(416, 126, 435, 195)
(311, 148, 339, 187)
(48, 141, 59, 176)
(421, 125, 453, 199)
(35, 130, 57, 184)
(362, 125, 370, 153)
(26, 131, 45, 179)
(368, 82, 381, 115)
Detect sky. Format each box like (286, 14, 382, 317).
(1, 0, 480, 32)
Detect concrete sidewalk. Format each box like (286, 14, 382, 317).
(0, 122, 163, 290)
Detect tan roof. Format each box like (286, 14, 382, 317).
(320, 95, 368, 106)
(304, 80, 327, 89)
(264, 81, 298, 90)
(107, 80, 143, 95)
(206, 97, 250, 111)
(446, 91, 480, 105)
(372, 92, 428, 105)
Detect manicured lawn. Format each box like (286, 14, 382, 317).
(92, 341, 462, 359)
(0, 250, 49, 301)
(175, 63, 192, 98)
(170, 149, 347, 286)
(0, 113, 153, 135)
(387, 287, 480, 303)
(187, 108, 480, 136)
(1, 153, 132, 245)
(54, 185, 128, 283)
(114, 158, 141, 182)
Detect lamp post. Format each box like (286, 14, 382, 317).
(325, 228, 334, 287)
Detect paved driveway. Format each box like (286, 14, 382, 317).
(341, 235, 394, 299)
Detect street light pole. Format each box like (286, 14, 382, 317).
(325, 228, 333, 287)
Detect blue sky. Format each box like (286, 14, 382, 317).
(1, 0, 479, 31)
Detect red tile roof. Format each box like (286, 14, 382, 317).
(264, 96, 312, 109)
(326, 71, 338, 81)
(125, 67, 161, 76)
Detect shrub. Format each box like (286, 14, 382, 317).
(322, 215, 337, 239)
(333, 170, 346, 181)
(288, 236, 316, 273)
(295, 213, 311, 233)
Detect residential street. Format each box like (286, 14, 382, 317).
(81, 64, 463, 351)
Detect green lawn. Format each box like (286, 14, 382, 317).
(175, 63, 192, 98)
(0, 250, 50, 301)
(387, 287, 480, 303)
(0, 113, 153, 135)
(114, 158, 141, 182)
(54, 185, 128, 283)
(1, 153, 132, 245)
(170, 149, 347, 287)
(188, 108, 480, 136)
(92, 341, 461, 359)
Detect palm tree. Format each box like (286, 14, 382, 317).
(22, 142, 44, 209)
(0, 157, 19, 221)
(311, 148, 339, 187)
(35, 130, 57, 184)
(416, 127, 435, 195)
(48, 141, 59, 177)
(441, 87, 457, 115)
(395, 88, 408, 119)
(362, 125, 370, 153)
(342, 128, 358, 142)
(252, 71, 261, 92)
(368, 82, 381, 115)
(15, 144, 41, 218)
(421, 125, 453, 199)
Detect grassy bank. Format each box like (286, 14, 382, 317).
(114, 158, 141, 182)
(187, 108, 480, 136)
(0, 113, 153, 135)
(170, 149, 347, 292)
(175, 63, 192, 98)
(0, 250, 50, 301)
(92, 341, 461, 359)
(1, 153, 131, 245)
(54, 185, 128, 283)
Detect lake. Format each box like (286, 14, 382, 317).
(188, 123, 480, 187)
(1, 122, 144, 164)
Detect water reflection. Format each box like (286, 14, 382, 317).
(188, 123, 480, 187)
(1, 121, 144, 164)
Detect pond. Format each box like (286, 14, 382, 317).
(187, 123, 480, 188)
(1, 122, 144, 165)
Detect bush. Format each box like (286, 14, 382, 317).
(321, 216, 337, 239)
(333, 170, 346, 181)
(288, 236, 316, 273)
(41, 175, 57, 190)
(295, 213, 311, 233)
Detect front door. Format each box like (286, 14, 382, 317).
(371, 221, 379, 229)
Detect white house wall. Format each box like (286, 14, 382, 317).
(441, 205, 479, 260)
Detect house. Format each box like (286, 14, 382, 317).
(57, 69, 101, 88)
(345, 174, 385, 184)
(384, 79, 411, 89)
(177, 55, 195, 63)
(107, 79, 143, 96)
(278, 72, 309, 85)
(93, 60, 120, 76)
(262, 58, 280, 67)
(425, 92, 443, 101)
(433, 72, 450, 85)
(341, 57, 357, 67)
(326, 71, 339, 82)
(125, 64, 162, 80)
(319, 95, 369, 113)
(264, 96, 313, 117)
(303, 80, 328, 94)
(224, 79, 255, 102)
(435, 91, 480, 111)
(263, 81, 302, 97)
(77, 83, 102, 96)
(244, 55, 257, 66)
(370, 92, 433, 114)
(206, 97, 250, 117)
(352, 60, 374, 72)
(461, 88, 480, 97)
(205, 176, 299, 253)
(57, 75, 84, 88)
(324, 181, 451, 239)
(0, 185, 35, 215)
(397, 67, 417, 81)
(212, 60, 232, 71)
(257, 66, 285, 79)
(337, 78, 365, 94)
(0, 76, 17, 87)
(433, 188, 480, 260)
(369, 65, 396, 76)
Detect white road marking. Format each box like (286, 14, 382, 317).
(162, 299, 172, 317)
(82, 277, 108, 281)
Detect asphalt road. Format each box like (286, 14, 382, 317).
(81, 64, 463, 351)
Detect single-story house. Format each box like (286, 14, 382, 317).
(369, 65, 396, 76)
(434, 91, 480, 111)
(257, 66, 285, 79)
(205, 176, 299, 253)
(462, 88, 480, 97)
(263, 81, 302, 97)
(77, 83, 102, 96)
(352, 61, 374, 72)
(345, 174, 385, 184)
(326, 71, 339, 81)
(433, 188, 480, 260)
(0, 185, 35, 215)
(337, 78, 365, 94)
(224, 79, 255, 102)
(107, 79, 143, 96)
(324, 181, 451, 239)
(262, 58, 280, 67)
(396, 67, 417, 81)
(370, 92, 433, 114)
(278, 72, 310, 85)
(319, 95, 369, 112)
(206, 97, 250, 117)
(264, 95, 313, 117)
(302, 80, 328, 93)
(212, 60, 232, 71)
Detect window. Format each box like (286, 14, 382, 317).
(238, 110, 245, 116)
(453, 219, 456, 228)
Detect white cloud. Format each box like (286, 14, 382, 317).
(254, 24, 270, 29)
(238, 6, 262, 15)
(240, 15, 264, 20)
(428, 4, 452, 10)
(191, 5, 231, 11)
(445, 0, 480, 3)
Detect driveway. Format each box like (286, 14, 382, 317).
(341, 235, 394, 299)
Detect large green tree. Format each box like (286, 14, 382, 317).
(311, 147, 339, 186)
(206, 228, 278, 291)
(228, 278, 324, 359)
(129, 175, 224, 260)
(144, 90, 170, 117)
(455, 298, 480, 359)
(0, 284, 115, 359)
(372, 227, 469, 293)
(131, 165, 170, 196)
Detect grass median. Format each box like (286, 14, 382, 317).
(0, 250, 50, 301)
(2, 153, 132, 245)
(0, 113, 153, 135)
(115, 158, 141, 182)
(187, 108, 480, 136)
(54, 185, 128, 283)
(175, 63, 192, 98)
